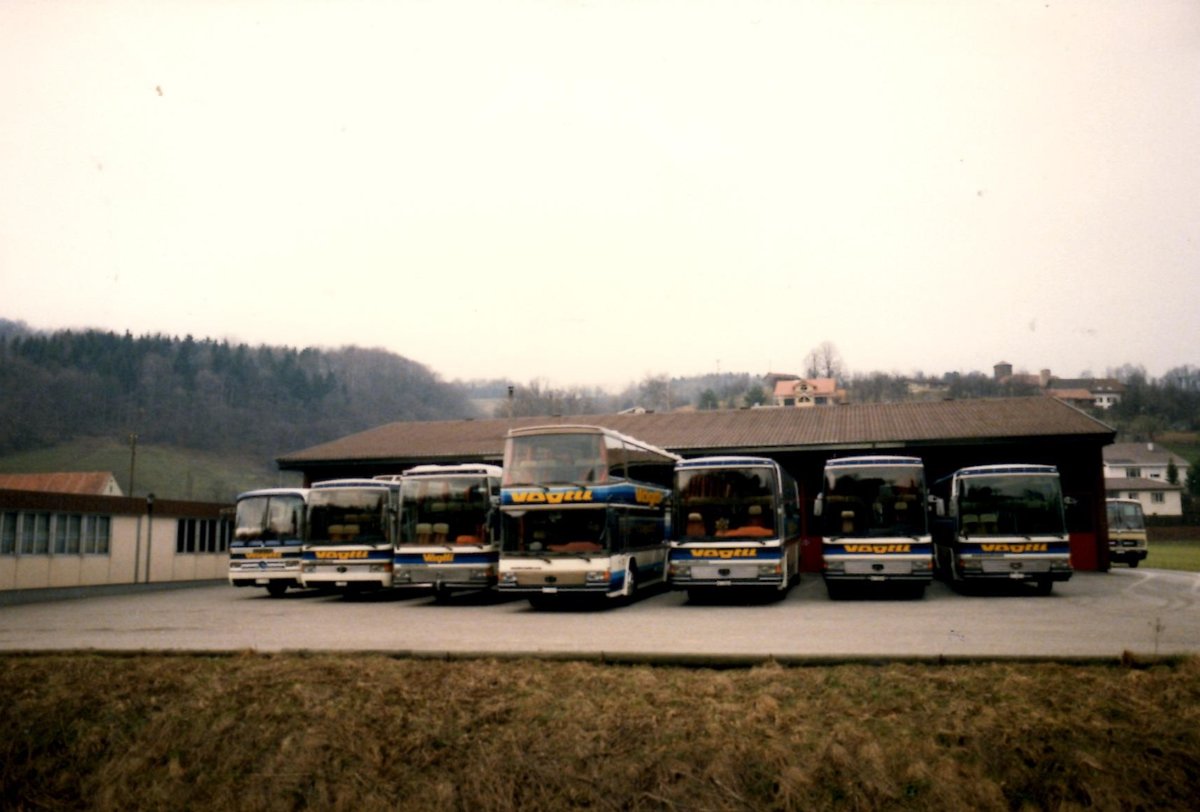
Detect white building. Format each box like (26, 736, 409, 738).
(1, 488, 230, 593)
(1102, 442, 1190, 516)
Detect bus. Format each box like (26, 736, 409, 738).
(386, 464, 503, 594)
(813, 456, 935, 598)
(498, 425, 679, 607)
(300, 478, 398, 592)
(932, 464, 1073, 594)
(668, 456, 802, 598)
(1106, 498, 1148, 568)
(228, 487, 308, 598)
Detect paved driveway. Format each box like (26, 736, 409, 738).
(1, 569, 1197, 661)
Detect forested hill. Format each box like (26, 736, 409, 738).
(0, 321, 477, 460)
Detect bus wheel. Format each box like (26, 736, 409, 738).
(1033, 579, 1054, 596)
(825, 581, 850, 601)
(624, 564, 639, 603)
(266, 582, 288, 598)
(1128, 560, 1139, 568)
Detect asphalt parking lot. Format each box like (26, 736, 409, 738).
(1, 568, 1197, 661)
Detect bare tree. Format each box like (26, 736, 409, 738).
(638, 374, 672, 412)
(804, 341, 845, 380)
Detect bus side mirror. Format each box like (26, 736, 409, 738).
(812, 495, 823, 517)
(928, 495, 944, 517)
(1064, 496, 1078, 507)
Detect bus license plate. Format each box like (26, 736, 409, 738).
(542, 587, 558, 594)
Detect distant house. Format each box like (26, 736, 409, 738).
(770, 376, 845, 408)
(1046, 377, 1124, 410)
(1102, 443, 1190, 516)
(993, 362, 1124, 409)
(0, 472, 123, 497)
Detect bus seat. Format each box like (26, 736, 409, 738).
(548, 540, 603, 553)
(328, 524, 359, 541)
(415, 523, 432, 543)
(747, 505, 765, 527)
(961, 514, 980, 534)
(840, 510, 855, 535)
(980, 513, 999, 534)
(686, 512, 705, 536)
(432, 523, 450, 544)
(455, 534, 481, 545)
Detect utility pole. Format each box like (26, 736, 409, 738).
(128, 432, 138, 497)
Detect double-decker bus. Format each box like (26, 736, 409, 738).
(300, 479, 398, 593)
(668, 456, 802, 598)
(498, 425, 679, 607)
(1106, 498, 1148, 568)
(385, 464, 503, 595)
(932, 464, 1073, 594)
(814, 456, 935, 599)
(228, 487, 308, 598)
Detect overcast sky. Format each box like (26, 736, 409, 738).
(3, 1, 1197, 391)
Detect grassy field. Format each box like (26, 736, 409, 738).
(1143, 539, 1200, 572)
(0, 437, 300, 502)
(2, 654, 1198, 811)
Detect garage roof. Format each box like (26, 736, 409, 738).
(278, 396, 1114, 471)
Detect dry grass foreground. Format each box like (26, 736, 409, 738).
(2, 654, 1198, 811)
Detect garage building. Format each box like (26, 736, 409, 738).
(279, 396, 1116, 571)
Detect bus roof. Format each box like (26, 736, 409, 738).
(676, 455, 778, 470)
(311, 478, 397, 490)
(824, 455, 924, 468)
(235, 487, 308, 500)
(396, 463, 503, 479)
(955, 464, 1059, 477)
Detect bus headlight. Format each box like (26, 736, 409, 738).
(669, 563, 691, 578)
(824, 561, 844, 574)
(500, 572, 517, 586)
(958, 557, 983, 572)
(585, 570, 610, 584)
(758, 563, 782, 577)
(368, 563, 393, 573)
(301, 563, 315, 573)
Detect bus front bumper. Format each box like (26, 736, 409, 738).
(823, 556, 934, 583)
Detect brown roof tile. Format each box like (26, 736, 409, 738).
(279, 397, 1114, 469)
(0, 471, 121, 496)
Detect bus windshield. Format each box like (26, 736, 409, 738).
(677, 468, 777, 540)
(399, 478, 491, 546)
(1106, 501, 1145, 531)
(235, 495, 303, 542)
(958, 475, 1064, 537)
(501, 508, 609, 555)
(307, 490, 388, 544)
(821, 466, 927, 538)
(503, 432, 607, 487)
